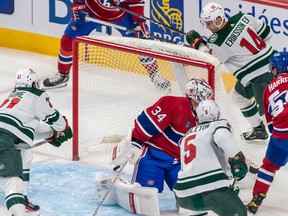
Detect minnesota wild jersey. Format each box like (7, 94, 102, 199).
(207, 13, 274, 87)
(173, 119, 239, 198)
(0, 87, 67, 145)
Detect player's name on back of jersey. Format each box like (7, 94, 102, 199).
(189, 123, 209, 133)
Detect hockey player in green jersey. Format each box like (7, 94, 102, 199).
(173, 100, 248, 216)
(0, 69, 72, 216)
(186, 2, 276, 142)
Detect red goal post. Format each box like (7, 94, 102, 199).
(72, 36, 221, 161)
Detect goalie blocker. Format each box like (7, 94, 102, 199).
(111, 128, 143, 166)
(95, 175, 160, 215)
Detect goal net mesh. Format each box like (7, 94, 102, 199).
(72, 36, 241, 161)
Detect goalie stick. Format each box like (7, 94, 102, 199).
(93, 162, 127, 216)
(85, 16, 187, 46)
(108, 0, 188, 36)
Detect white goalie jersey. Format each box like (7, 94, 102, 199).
(0, 87, 67, 145)
(173, 119, 240, 198)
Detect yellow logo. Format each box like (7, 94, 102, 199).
(151, 0, 183, 33)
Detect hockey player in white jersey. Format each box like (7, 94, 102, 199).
(186, 2, 276, 142)
(173, 100, 248, 216)
(0, 69, 72, 216)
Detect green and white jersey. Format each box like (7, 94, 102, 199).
(173, 119, 239, 198)
(207, 13, 274, 87)
(0, 87, 66, 145)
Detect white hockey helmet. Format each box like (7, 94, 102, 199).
(15, 68, 40, 88)
(185, 78, 214, 103)
(200, 2, 225, 28)
(196, 100, 220, 123)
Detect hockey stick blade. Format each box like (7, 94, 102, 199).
(108, 0, 187, 36)
(16, 140, 48, 149)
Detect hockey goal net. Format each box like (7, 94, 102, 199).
(72, 36, 225, 161)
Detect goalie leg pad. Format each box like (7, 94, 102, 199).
(115, 177, 160, 216)
(95, 174, 117, 205)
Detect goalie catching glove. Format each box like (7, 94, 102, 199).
(228, 151, 248, 181)
(46, 116, 73, 147)
(111, 136, 143, 166)
(186, 30, 207, 49)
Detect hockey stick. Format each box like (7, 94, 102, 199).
(85, 16, 184, 46)
(108, 0, 187, 36)
(16, 140, 48, 149)
(93, 162, 127, 216)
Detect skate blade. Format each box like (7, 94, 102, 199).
(240, 135, 268, 145)
(41, 83, 68, 90)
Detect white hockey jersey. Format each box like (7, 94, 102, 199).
(173, 119, 239, 198)
(206, 13, 274, 87)
(0, 87, 67, 145)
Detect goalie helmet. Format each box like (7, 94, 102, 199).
(15, 68, 40, 89)
(269, 51, 288, 74)
(196, 100, 220, 123)
(200, 2, 225, 28)
(185, 78, 214, 103)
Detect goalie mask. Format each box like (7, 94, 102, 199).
(15, 68, 40, 89)
(196, 100, 220, 123)
(269, 51, 288, 75)
(185, 78, 214, 103)
(200, 2, 225, 28)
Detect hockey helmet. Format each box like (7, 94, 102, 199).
(200, 2, 225, 28)
(196, 99, 220, 123)
(185, 78, 214, 103)
(15, 69, 40, 88)
(269, 51, 288, 74)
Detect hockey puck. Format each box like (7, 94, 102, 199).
(249, 165, 259, 174)
(113, 165, 121, 171)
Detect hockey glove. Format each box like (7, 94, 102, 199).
(186, 30, 207, 49)
(71, 2, 88, 24)
(134, 20, 150, 39)
(228, 151, 248, 181)
(126, 138, 143, 164)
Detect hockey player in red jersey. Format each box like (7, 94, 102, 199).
(112, 78, 213, 193)
(247, 51, 288, 215)
(43, 0, 170, 90)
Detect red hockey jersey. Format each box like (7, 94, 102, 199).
(262, 73, 288, 139)
(132, 96, 198, 159)
(85, 0, 144, 23)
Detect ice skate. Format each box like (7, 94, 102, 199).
(242, 121, 268, 144)
(42, 72, 69, 89)
(247, 193, 266, 214)
(25, 195, 40, 212)
(149, 72, 171, 90)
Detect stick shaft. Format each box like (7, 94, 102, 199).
(85, 16, 182, 45)
(108, 0, 187, 36)
(93, 163, 127, 216)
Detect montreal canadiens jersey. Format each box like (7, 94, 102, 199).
(173, 119, 239, 198)
(132, 96, 197, 159)
(84, 0, 144, 23)
(0, 87, 67, 145)
(263, 73, 288, 139)
(207, 13, 275, 87)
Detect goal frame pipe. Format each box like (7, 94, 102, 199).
(72, 36, 215, 161)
